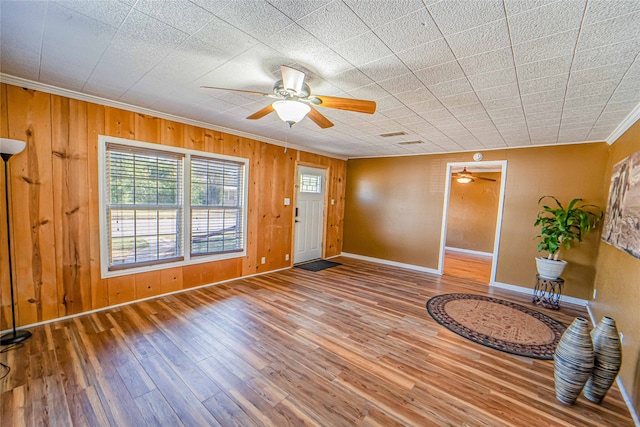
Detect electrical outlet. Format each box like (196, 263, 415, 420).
(331, 199, 335, 205)
(620, 332, 624, 344)
(285, 254, 289, 261)
(593, 289, 597, 299)
(261, 257, 266, 264)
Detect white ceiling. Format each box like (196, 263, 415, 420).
(1, 0, 639, 159)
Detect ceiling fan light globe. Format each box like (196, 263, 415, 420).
(456, 176, 473, 184)
(272, 100, 311, 125)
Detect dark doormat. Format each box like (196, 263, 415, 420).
(294, 260, 342, 272)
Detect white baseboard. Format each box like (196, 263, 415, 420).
(586, 304, 640, 426)
(445, 246, 493, 257)
(0, 266, 292, 334)
(340, 252, 440, 275)
(490, 281, 589, 307)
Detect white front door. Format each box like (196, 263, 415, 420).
(294, 166, 326, 264)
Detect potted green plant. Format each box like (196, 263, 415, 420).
(534, 196, 603, 279)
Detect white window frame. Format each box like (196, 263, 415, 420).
(98, 135, 249, 278)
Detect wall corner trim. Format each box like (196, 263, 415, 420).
(490, 281, 589, 307)
(586, 304, 640, 426)
(340, 252, 440, 275)
(606, 101, 640, 146)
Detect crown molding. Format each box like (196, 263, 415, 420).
(0, 73, 348, 161)
(606, 101, 640, 145)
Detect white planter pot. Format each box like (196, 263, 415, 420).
(536, 257, 567, 280)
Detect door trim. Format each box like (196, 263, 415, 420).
(292, 162, 329, 264)
(437, 160, 508, 284)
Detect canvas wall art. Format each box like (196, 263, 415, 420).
(601, 150, 640, 259)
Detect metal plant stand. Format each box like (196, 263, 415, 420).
(532, 274, 564, 310)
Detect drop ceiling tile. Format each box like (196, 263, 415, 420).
(55, 0, 132, 28)
(358, 55, 411, 82)
(297, 1, 369, 46)
(483, 96, 522, 111)
(523, 99, 564, 113)
(395, 114, 428, 125)
(189, 0, 230, 14)
(583, 0, 640, 25)
(343, 0, 425, 28)
(566, 79, 618, 99)
(467, 67, 517, 90)
(512, 29, 579, 65)
(329, 68, 375, 91)
(428, 0, 504, 35)
(0, 1, 47, 79)
(396, 87, 436, 105)
(517, 55, 573, 81)
(458, 47, 514, 76)
(519, 74, 569, 95)
(215, 0, 294, 40)
(135, 0, 214, 34)
(268, 0, 332, 20)
(439, 91, 479, 107)
(348, 83, 389, 101)
(604, 99, 640, 113)
(428, 77, 473, 97)
(578, 11, 640, 50)
(573, 39, 640, 71)
(508, 0, 586, 45)
(376, 96, 405, 111)
(475, 83, 520, 102)
(192, 16, 259, 58)
(490, 106, 526, 119)
(617, 75, 640, 92)
(527, 110, 563, 121)
(568, 62, 630, 86)
(504, 0, 558, 17)
(373, 8, 442, 51)
(448, 103, 487, 116)
(379, 105, 415, 119)
(446, 18, 511, 59)
(333, 32, 394, 66)
(396, 38, 456, 72)
(40, 3, 117, 89)
(145, 38, 227, 84)
(415, 61, 465, 86)
(521, 89, 566, 106)
(411, 98, 445, 113)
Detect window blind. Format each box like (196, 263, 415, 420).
(190, 156, 245, 256)
(106, 143, 184, 269)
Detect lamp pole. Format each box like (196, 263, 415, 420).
(1, 138, 31, 345)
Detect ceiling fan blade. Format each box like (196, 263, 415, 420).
(247, 104, 274, 120)
(200, 86, 272, 97)
(307, 107, 334, 129)
(281, 66, 306, 94)
(312, 95, 376, 114)
(477, 176, 497, 182)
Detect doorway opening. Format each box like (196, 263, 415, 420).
(293, 165, 326, 264)
(438, 161, 507, 284)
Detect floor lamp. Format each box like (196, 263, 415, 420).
(0, 138, 31, 345)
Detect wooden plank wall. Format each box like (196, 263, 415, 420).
(0, 84, 347, 329)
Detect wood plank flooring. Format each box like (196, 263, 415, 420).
(1, 256, 633, 426)
(443, 249, 493, 283)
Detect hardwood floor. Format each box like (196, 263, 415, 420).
(443, 249, 493, 283)
(1, 256, 633, 426)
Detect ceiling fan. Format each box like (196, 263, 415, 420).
(201, 66, 376, 129)
(453, 167, 497, 184)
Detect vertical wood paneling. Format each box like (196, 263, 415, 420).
(134, 113, 160, 144)
(135, 271, 162, 300)
(104, 107, 134, 139)
(1, 83, 11, 330)
(160, 119, 184, 148)
(7, 86, 58, 325)
(51, 96, 92, 317)
(86, 102, 108, 310)
(3, 85, 347, 328)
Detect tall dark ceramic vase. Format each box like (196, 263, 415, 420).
(554, 317, 594, 405)
(584, 316, 622, 403)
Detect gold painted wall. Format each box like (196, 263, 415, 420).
(344, 143, 609, 299)
(446, 172, 500, 253)
(592, 119, 640, 417)
(0, 84, 346, 329)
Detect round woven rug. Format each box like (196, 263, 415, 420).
(426, 293, 566, 360)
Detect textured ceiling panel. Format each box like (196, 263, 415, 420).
(0, 0, 639, 158)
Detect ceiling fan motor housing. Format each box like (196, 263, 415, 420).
(273, 80, 311, 99)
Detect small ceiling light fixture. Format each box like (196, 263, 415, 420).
(272, 100, 311, 127)
(456, 175, 473, 184)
